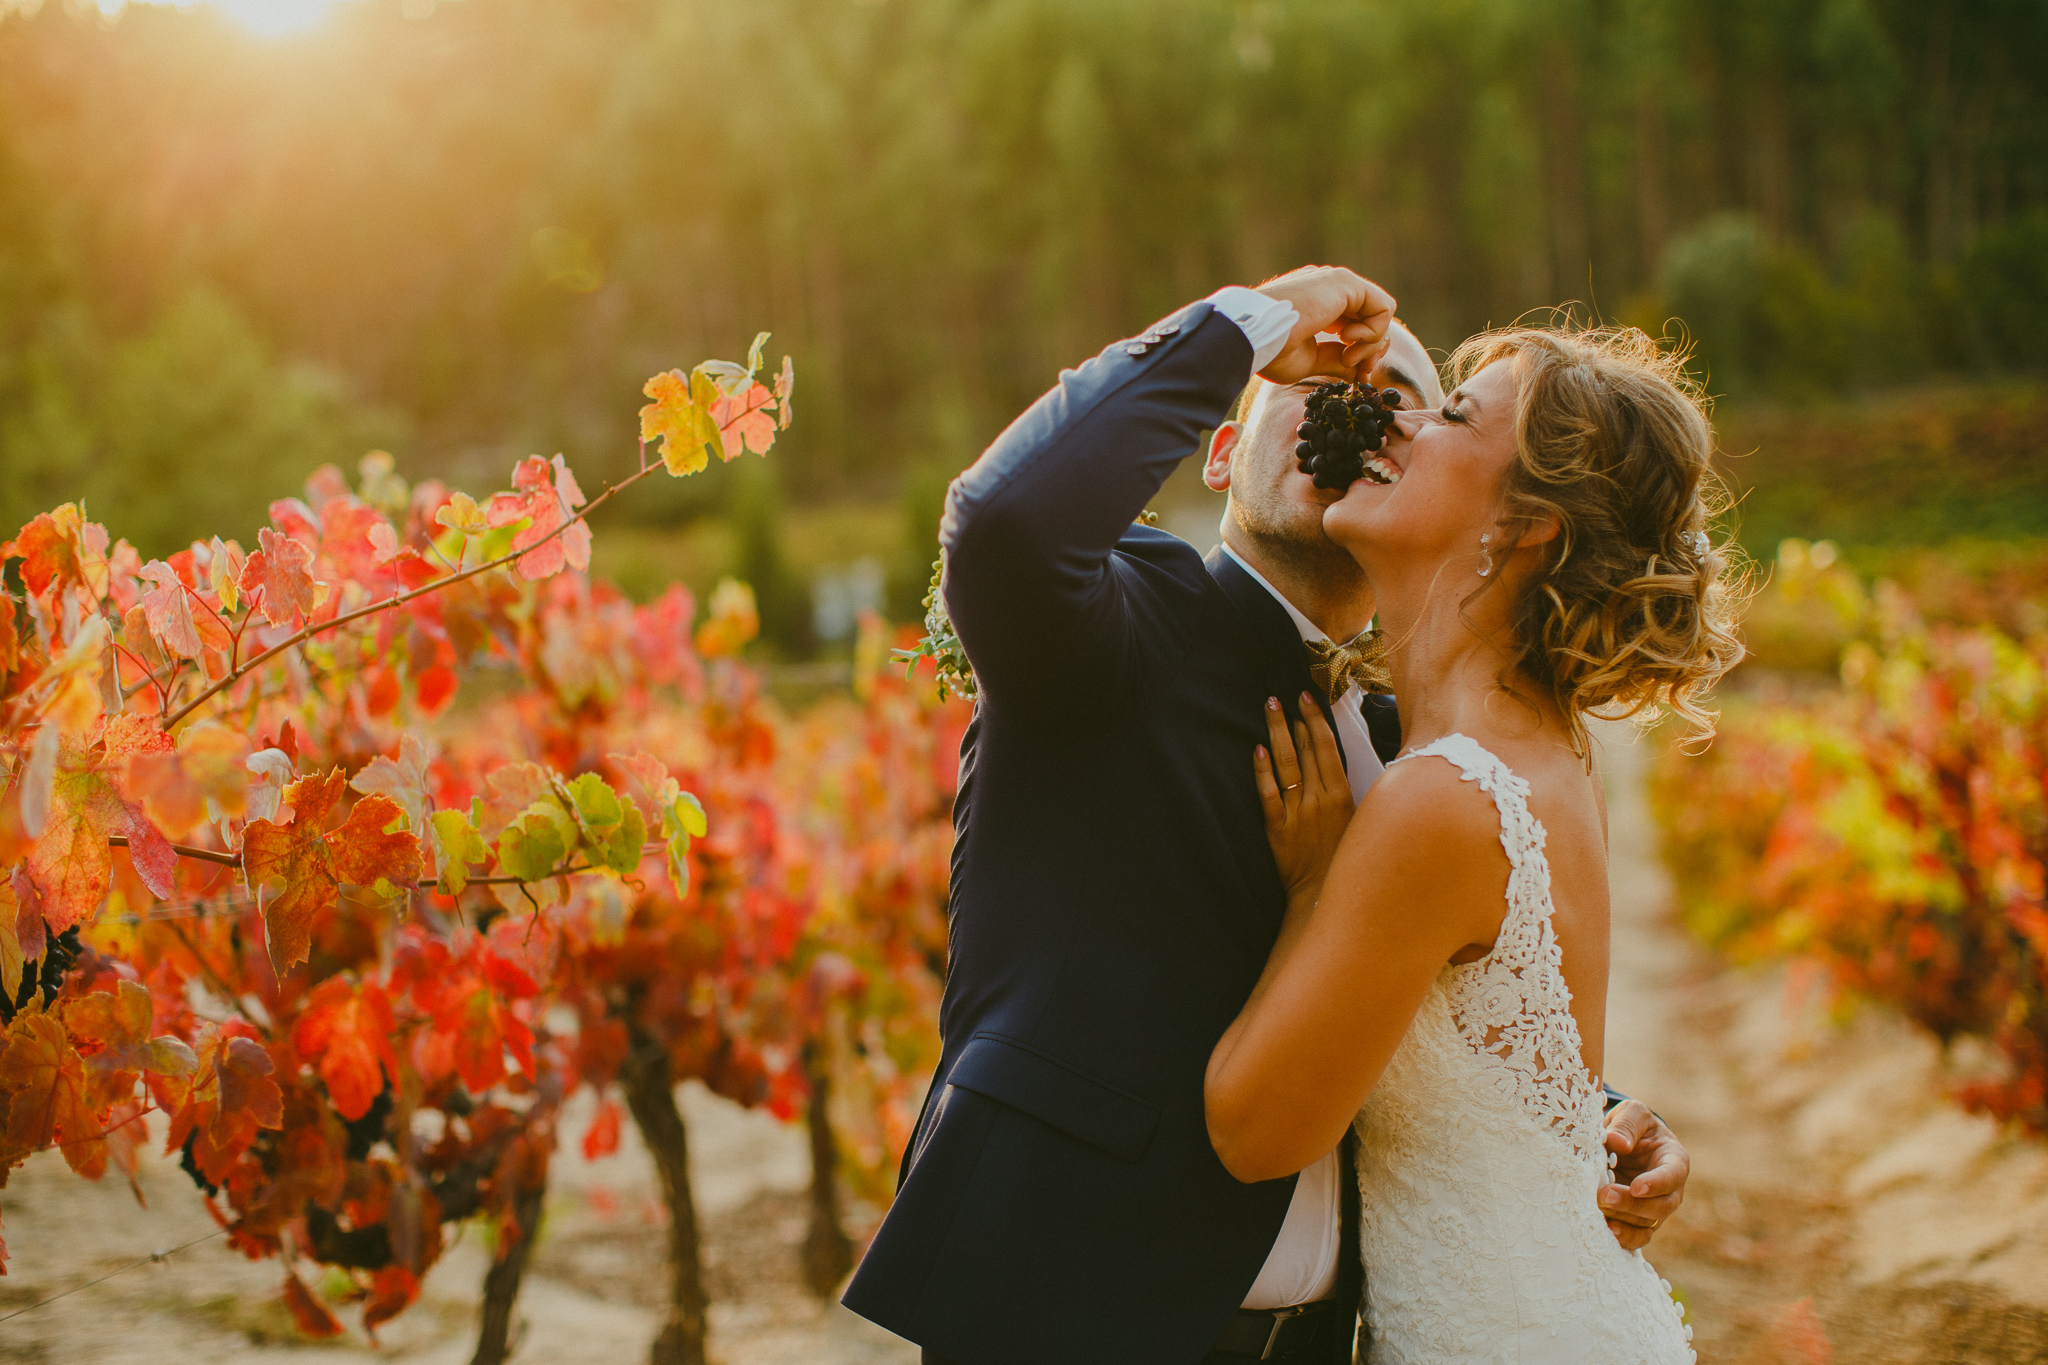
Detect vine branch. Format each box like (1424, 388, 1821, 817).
(161, 460, 665, 729)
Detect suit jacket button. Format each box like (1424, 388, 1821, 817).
(1155, 322, 1180, 336)
(1125, 342, 1149, 356)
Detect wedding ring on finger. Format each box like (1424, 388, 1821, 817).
(1283, 783, 1302, 792)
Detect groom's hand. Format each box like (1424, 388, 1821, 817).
(1600, 1101, 1688, 1251)
(1254, 266, 1397, 385)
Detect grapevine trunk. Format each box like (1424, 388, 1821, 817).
(622, 1021, 709, 1365)
(470, 1174, 548, 1365)
(800, 1045, 855, 1298)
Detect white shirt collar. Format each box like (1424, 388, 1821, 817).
(1220, 540, 1330, 648)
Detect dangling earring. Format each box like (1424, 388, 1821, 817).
(1477, 533, 1493, 578)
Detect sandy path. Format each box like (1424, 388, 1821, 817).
(0, 1085, 915, 1365)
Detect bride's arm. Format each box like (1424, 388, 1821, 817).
(1205, 712, 1507, 1184)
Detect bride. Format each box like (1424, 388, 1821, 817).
(1203, 324, 1742, 1362)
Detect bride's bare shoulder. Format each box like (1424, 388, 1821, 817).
(1356, 752, 1508, 858)
(1346, 754, 1514, 949)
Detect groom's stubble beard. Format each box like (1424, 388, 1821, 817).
(1228, 415, 1372, 608)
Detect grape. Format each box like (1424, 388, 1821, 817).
(179, 1130, 221, 1198)
(1295, 381, 1405, 492)
(343, 1086, 395, 1161)
(0, 922, 82, 1024)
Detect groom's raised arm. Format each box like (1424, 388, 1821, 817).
(940, 268, 1393, 702)
(937, 293, 1265, 701)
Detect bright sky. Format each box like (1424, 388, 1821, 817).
(98, 0, 350, 39)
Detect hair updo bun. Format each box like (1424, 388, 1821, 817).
(1450, 324, 1748, 753)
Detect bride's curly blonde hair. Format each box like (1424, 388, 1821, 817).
(1449, 324, 1748, 754)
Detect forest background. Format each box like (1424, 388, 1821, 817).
(3, 0, 2046, 655)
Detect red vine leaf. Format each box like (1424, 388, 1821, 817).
(0, 591, 18, 675)
(138, 561, 204, 661)
(215, 1034, 284, 1130)
(24, 715, 177, 930)
(582, 1095, 621, 1160)
(0, 887, 22, 1005)
(291, 978, 399, 1122)
(486, 456, 590, 582)
(282, 1267, 344, 1339)
(408, 948, 537, 1095)
(162, 1026, 286, 1187)
(709, 382, 778, 459)
(239, 527, 320, 630)
(361, 1265, 419, 1341)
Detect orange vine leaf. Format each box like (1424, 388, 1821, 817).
(243, 770, 422, 974)
(61, 980, 199, 1080)
(0, 1012, 110, 1177)
(24, 714, 177, 931)
(4, 504, 110, 601)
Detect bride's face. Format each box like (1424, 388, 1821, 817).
(1321, 358, 1521, 574)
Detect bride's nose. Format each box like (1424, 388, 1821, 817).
(1385, 406, 1436, 444)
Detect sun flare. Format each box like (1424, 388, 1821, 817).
(98, 0, 347, 40)
(212, 0, 342, 37)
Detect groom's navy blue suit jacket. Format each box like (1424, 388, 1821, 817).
(842, 301, 1399, 1364)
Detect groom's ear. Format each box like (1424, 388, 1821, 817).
(1203, 422, 1243, 492)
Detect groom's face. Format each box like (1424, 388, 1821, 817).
(1205, 322, 1440, 556)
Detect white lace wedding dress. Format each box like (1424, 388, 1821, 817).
(1352, 735, 1694, 1363)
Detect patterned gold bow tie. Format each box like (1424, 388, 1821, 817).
(1305, 631, 1391, 704)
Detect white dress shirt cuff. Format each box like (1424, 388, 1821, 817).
(1205, 286, 1297, 373)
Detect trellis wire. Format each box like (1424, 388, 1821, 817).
(0, 1229, 226, 1324)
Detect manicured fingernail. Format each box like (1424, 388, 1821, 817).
(1301, 691, 1315, 705)
(1633, 1182, 1653, 1197)
(1266, 696, 1280, 710)
(1256, 745, 1268, 761)
(1598, 1189, 1623, 1209)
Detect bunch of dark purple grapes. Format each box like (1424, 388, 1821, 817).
(0, 923, 82, 1024)
(1295, 382, 1405, 491)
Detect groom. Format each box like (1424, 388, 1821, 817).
(843, 268, 1689, 1364)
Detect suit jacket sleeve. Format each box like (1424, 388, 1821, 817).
(938, 301, 1253, 703)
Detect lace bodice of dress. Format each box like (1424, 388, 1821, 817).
(1426, 734, 1608, 1169)
(1351, 734, 1693, 1364)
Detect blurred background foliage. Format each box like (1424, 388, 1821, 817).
(1, 0, 2045, 653)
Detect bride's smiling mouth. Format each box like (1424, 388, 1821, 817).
(1358, 455, 1403, 486)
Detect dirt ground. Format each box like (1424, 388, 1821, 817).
(4, 723, 2047, 1364)
(0, 1078, 913, 1365)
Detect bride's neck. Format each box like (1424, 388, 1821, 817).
(1373, 565, 1541, 749)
